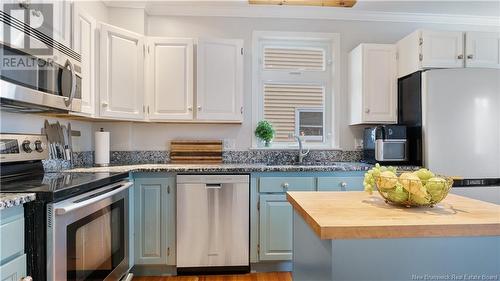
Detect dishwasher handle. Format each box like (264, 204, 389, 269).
(205, 183, 222, 189)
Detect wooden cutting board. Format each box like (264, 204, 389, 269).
(170, 140, 223, 164)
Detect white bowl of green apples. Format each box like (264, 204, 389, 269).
(364, 164, 454, 208)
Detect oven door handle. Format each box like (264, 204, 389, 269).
(55, 181, 132, 215)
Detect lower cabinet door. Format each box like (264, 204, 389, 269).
(259, 194, 292, 261)
(134, 176, 175, 265)
(0, 254, 27, 281)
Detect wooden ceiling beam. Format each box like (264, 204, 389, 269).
(249, 0, 356, 8)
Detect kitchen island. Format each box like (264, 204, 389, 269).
(287, 192, 500, 281)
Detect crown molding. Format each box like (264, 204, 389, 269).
(144, 4, 500, 27)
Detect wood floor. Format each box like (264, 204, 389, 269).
(133, 272, 292, 281)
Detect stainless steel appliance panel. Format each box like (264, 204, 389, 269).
(47, 181, 131, 281)
(0, 133, 48, 162)
(0, 10, 82, 113)
(177, 175, 249, 268)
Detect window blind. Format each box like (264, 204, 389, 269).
(263, 84, 324, 141)
(263, 47, 325, 70)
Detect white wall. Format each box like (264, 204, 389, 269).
(95, 15, 497, 151)
(107, 7, 146, 34)
(0, 112, 94, 152)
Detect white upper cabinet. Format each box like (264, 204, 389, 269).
(146, 38, 194, 121)
(349, 44, 397, 125)
(51, 0, 72, 47)
(196, 38, 244, 122)
(72, 6, 96, 116)
(465, 31, 500, 69)
(397, 30, 500, 77)
(420, 30, 464, 69)
(99, 23, 145, 120)
(397, 30, 464, 77)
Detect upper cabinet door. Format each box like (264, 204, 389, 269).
(196, 38, 244, 122)
(362, 44, 397, 123)
(73, 7, 96, 116)
(421, 30, 464, 68)
(146, 38, 194, 121)
(51, 0, 72, 47)
(99, 23, 145, 120)
(465, 32, 500, 69)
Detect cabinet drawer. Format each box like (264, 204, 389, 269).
(0, 218, 24, 263)
(317, 177, 364, 192)
(259, 177, 315, 193)
(0, 254, 27, 280)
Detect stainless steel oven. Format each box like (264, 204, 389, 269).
(0, 10, 82, 112)
(47, 181, 132, 281)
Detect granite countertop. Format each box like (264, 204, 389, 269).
(66, 162, 420, 173)
(0, 193, 36, 210)
(66, 162, 375, 173)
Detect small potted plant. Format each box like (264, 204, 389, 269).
(255, 120, 275, 147)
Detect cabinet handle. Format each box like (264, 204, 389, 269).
(364, 108, 370, 114)
(467, 54, 474, 60)
(340, 182, 347, 191)
(457, 54, 464, 59)
(282, 182, 289, 190)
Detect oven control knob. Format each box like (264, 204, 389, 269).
(35, 140, 44, 153)
(22, 140, 33, 153)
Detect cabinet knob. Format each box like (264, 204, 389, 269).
(364, 108, 370, 114)
(197, 106, 202, 111)
(282, 182, 289, 189)
(457, 54, 464, 59)
(467, 54, 474, 60)
(340, 182, 347, 191)
(102, 101, 108, 107)
(188, 106, 193, 111)
(22, 277, 33, 281)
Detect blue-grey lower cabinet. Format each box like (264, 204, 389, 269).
(0, 205, 29, 281)
(257, 175, 315, 261)
(133, 173, 176, 265)
(259, 194, 293, 261)
(254, 172, 365, 262)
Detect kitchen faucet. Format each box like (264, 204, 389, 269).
(295, 135, 310, 164)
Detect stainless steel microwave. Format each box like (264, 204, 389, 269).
(0, 10, 82, 112)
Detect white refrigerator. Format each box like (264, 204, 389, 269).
(422, 68, 500, 204)
(422, 68, 500, 179)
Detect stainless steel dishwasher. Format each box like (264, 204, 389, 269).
(176, 174, 250, 274)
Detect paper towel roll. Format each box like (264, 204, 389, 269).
(95, 129, 110, 167)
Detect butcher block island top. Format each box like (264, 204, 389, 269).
(286, 191, 500, 240)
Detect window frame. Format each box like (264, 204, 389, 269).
(295, 107, 325, 142)
(251, 31, 341, 149)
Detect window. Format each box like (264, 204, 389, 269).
(296, 108, 324, 141)
(252, 31, 340, 148)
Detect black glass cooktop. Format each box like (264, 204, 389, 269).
(0, 171, 129, 202)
